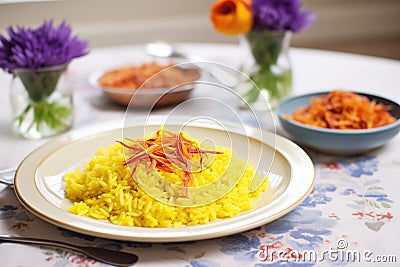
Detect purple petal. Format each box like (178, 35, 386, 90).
(251, 0, 316, 33)
(0, 19, 88, 73)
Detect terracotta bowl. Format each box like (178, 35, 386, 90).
(89, 64, 201, 108)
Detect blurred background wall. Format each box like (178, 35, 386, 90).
(1, 0, 399, 59)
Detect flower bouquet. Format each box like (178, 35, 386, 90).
(210, 0, 315, 109)
(0, 20, 88, 138)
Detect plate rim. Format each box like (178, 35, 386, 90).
(14, 117, 314, 242)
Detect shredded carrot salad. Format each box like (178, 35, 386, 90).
(285, 90, 396, 130)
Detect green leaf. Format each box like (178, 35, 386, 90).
(366, 199, 380, 208)
(366, 186, 384, 191)
(354, 200, 365, 205)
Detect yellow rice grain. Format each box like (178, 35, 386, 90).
(64, 138, 269, 228)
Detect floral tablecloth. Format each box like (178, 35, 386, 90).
(0, 44, 399, 266)
(1, 146, 399, 266)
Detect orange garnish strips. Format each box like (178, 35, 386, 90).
(285, 90, 396, 130)
(117, 129, 223, 195)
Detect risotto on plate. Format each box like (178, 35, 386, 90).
(64, 128, 269, 227)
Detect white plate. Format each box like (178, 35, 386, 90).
(14, 117, 314, 242)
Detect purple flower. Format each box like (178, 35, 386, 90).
(0, 20, 88, 73)
(251, 0, 316, 33)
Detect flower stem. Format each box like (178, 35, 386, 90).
(17, 104, 32, 128)
(13, 65, 72, 135)
(238, 31, 292, 109)
(15, 65, 67, 102)
(16, 100, 72, 133)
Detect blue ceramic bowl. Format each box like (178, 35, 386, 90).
(276, 91, 400, 155)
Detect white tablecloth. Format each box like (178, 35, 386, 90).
(0, 43, 399, 266)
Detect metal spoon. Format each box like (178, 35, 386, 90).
(0, 234, 138, 266)
(145, 41, 238, 88)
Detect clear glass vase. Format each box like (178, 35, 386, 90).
(237, 30, 292, 110)
(9, 64, 73, 139)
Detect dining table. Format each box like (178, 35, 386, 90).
(0, 42, 399, 267)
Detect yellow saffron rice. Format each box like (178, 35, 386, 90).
(64, 135, 269, 228)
